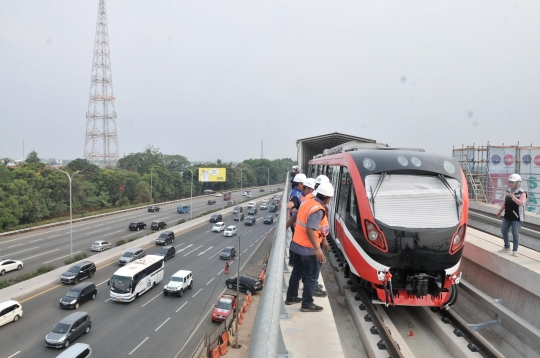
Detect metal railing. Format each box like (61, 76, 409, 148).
(249, 178, 290, 358)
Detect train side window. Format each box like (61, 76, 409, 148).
(337, 168, 349, 215)
(327, 166, 333, 181)
(347, 186, 359, 224)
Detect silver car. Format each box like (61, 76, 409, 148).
(118, 248, 145, 266)
(90, 240, 112, 252)
(45, 312, 91, 348)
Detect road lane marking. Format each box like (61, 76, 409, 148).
(103, 229, 127, 237)
(183, 245, 203, 257)
(29, 239, 42, 243)
(249, 244, 253, 248)
(22, 249, 60, 261)
(141, 292, 163, 307)
(129, 337, 149, 355)
(48, 234, 61, 238)
(208, 251, 220, 259)
(191, 288, 203, 297)
(105, 298, 111, 302)
(9, 246, 40, 256)
(7, 351, 20, 358)
(43, 251, 82, 264)
(255, 239, 259, 242)
(20, 283, 63, 303)
(217, 269, 224, 275)
(84, 227, 111, 235)
(243, 249, 248, 254)
(97, 279, 109, 286)
(174, 243, 185, 248)
(197, 246, 213, 256)
(177, 244, 193, 252)
(121, 232, 140, 238)
(243, 229, 253, 236)
(8, 243, 23, 248)
(155, 317, 170, 331)
(206, 277, 215, 285)
(175, 301, 188, 313)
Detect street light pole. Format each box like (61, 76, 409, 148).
(238, 167, 243, 193)
(150, 166, 153, 202)
(227, 194, 242, 349)
(187, 168, 196, 221)
(55, 168, 84, 258)
(264, 167, 270, 193)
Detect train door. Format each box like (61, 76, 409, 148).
(327, 165, 341, 238)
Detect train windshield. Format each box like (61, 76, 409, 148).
(365, 174, 461, 228)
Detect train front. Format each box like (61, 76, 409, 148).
(340, 150, 468, 307)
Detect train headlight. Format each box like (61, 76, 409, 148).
(363, 219, 388, 252)
(453, 235, 461, 244)
(449, 224, 467, 254)
(369, 231, 378, 241)
(363, 158, 376, 171)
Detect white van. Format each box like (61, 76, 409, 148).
(212, 222, 226, 232)
(247, 202, 255, 209)
(0, 300, 23, 327)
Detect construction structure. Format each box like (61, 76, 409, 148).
(453, 143, 539, 214)
(84, 0, 119, 167)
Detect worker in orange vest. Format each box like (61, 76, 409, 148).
(285, 182, 334, 312)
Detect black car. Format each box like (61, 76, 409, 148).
(259, 188, 265, 192)
(155, 246, 176, 262)
(220, 246, 236, 260)
(59, 282, 97, 309)
(151, 221, 167, 230)
(156, 231, 175, 245)
(264, 216, 274, 224)
(45, 312, 92, 348)
(207, 200, 216, 205)
(247, 208, 257, 215)
(129, 221, 146, 231)
(225, 275, 263, 294)
(232, 206, 243, 214)
(60, 262, 96, 284)
(209, 214, 223, 223)
(245, 217, 256, 226)
(148, 205, 160, 212)
(233, 213, 245, 221)
(268, 204, 277, 212)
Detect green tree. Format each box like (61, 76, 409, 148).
(67, 158, 100, 174)
(25, 150, 41, 164)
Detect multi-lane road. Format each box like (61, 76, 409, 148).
(0, 188, 280, 358)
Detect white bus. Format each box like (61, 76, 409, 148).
(109, 255, 164, 302)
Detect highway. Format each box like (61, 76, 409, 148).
(0, 193, 278, 358)
(0, 188, 274, 276)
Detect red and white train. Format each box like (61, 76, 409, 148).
(308, 142, 468, 307)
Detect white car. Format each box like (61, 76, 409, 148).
(223, 225, 237, 237)
(0, 300, 23, 327)
(215, 193, 223, 197)
(247, 202, 255, 209)
(91, 240, 112, 252)
(212, 222, 226, 232)
(246, 193, 253, 198)
(0, 259, 23, 276)
(163, 270, 193, 297)
(260, 203, 268, 210)
(242, 191, 247, 196)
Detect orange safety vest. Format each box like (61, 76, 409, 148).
(303, 193, 330, 237)
(293, 199, 329, 248)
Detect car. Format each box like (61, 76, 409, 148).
(207, 199, 216, 205)
(223, 226, 237, 237)
(268, 204, 277, 212)
(212, 294, 237, 322)
(151, 221, 167, 230)
(147, 205, 160, 212)
(215, 193, 223, 197)
(227, 201, 234, 206)
(264, 216, 274, 224)
(155, 231, 175, 245)
(232, 206, 243, 214)
(118, 248, 145, 265)
(246, 193, 253, 198)
(128, 221, 146, 231)
(0, 300, 23, 327)
(260, 203, 268, 210)
(271, 199, 280, 205)
(0, 259, 23, 276)
(245, 217, 256, 226)
(220, 246, 237, 260)
(45, 312, 92, 348)
(212, 222, 226, 232)
(59, 282, 97, 309)
(163, 270, 193, 297)
(247, 201, 256, 209)
(225, 275, 263, 294)
(90, 240, 112, 252)
(234, 213, 245, 221)
(177, 205, 191, 213)
(273, 195, 280, 200)
(223, 194, 231, 201)
(55, 343, 93, 358)
(247, 208, 257, 215)
(259, 188, 265, 192)
(155, 246, 176, 262)
(60, 262, 96, 284)
(209, 214, 223, 223)
(242, 191, 247, 196)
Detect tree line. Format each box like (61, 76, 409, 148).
(0, 146, 294, 232)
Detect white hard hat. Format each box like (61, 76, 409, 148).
(293, 173, 307, 183)
(316, 182, 334, 197)
(316, 175, 330, 184)
(509, 174, 521, 182)
(292, 165, 299, 170)
(303, 178, 317, 189)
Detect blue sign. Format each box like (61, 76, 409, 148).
(491, 155, 501, 165)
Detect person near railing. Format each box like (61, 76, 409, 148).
(497, 174, 527, 257)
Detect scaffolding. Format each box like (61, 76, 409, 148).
(452, 143, 539, 214)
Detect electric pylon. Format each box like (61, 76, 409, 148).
(84, 0, 119, 166)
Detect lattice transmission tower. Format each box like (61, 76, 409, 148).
(84, 0, 119, 166)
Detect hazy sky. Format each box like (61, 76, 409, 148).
(1, 1, 539, 162)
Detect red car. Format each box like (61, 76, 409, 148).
(211, 294, 237, 322)
(223, 194, 231, 201)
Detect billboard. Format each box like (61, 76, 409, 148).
(487, 146, 517, 205)
(198, 168, 226, 182)
(518, 147, 540, 214)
